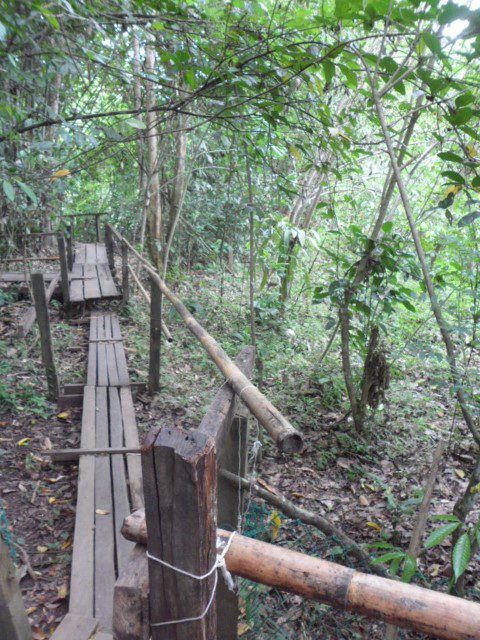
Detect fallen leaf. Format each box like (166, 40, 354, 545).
(17, 438, 31, 446)
(56, 411, 70, 420)
(96, 509, 109, 515)
(454, 468, 465, 479)
(366, 521, 382, 532)
(257, 478, 279, 495)
(430, 564, 440, 577)
(48, 497, 56, 504)
(37, 546, 48, 553)
(238, 622, 252, 636)
(359, 495, 370, 507)
(57, 583, 69, 600)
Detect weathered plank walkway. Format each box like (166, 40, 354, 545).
(52, 310, 143, 639)
(69, 242, 119, 303)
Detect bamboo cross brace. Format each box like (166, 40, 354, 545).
(107, 224, 303, 453)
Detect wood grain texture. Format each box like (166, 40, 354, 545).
(113, 545, 150, 640)
(0, 537, 32, 640)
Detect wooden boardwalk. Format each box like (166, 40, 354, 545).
(69, 242, 119, 303)
(52, 311, 143, 639)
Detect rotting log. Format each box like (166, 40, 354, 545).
(121, 513, 480, 640)
(127, 264, 172, 341)
(107, 224, 303, 453)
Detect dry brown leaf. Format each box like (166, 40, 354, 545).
(96, 508, 109, 515)
(238, 622, 252, 636)
(57, 583, 69, 600)
(454, 468, 465, 479)
(359, 495, 370, 507)
(37, 546, 48, 553)
(257, 478, 279, 495)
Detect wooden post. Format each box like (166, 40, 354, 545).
(0, 536, 33, 640)
(216, 415, 248, 640)
(57, 235, 70, 308)
(142, 426, 217, 640)
(148, 277, 162, 394)
(67, 219, 74, 269)
(31, 273, 59, 400)
(95, 214, 101, 242)
(122, 241, 129, 308)
(105, 224, 115, 274)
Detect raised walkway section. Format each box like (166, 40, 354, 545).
(51, 310, 143, 639)
(69, 242, 119, 303)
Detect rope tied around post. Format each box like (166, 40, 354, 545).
(146, 531, 237, 627)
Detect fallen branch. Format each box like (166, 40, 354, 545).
(219, 469, 387, 576)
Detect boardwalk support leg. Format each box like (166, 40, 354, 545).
(0, 538, 32, 640)
(122, 241, 129, 309)
(57, 235, 70, 310)
(31, 272, 59, 400)
(148, 276, 162, 394)
(142, 426, 217, 640)
(105, 224, 115, 275)
(67, 219, 74, 270)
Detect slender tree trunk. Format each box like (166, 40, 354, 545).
(371, 83, 479, 445)
(145, 41, 162, 269)
(133, 31, 146, 208)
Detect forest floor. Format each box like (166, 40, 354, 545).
(0, 266, 478, 639)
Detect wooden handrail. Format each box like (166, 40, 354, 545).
(122, 509, 480, 640)
(106, 223, 303, 454)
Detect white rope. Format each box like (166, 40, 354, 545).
(147, 531, 237, 627)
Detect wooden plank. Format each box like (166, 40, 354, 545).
(94, 386, 116, 628)
(97, 313, 105, 340)
(89, 313, 99, 342)
(113, 545, 149, 640)
(86, 243, 97, 265)
(114, 341, 130, 386)
(43, 447, 141, 462)
(84, 264, 101, 299)
(69, 264, 85, 303)
(96, 243, 108, 263)
(106, 342, 119, 387)
(97, 342, 108, 386)
(111, 314, 122, 340)
(0, 537, 32, 640)
(98, 264, 119, 298)
(51, 613, 98, 640)
(70, 386, 96, 616)
(109, 388, 134, 574)
(31, 273, 59, 400)
(142, 426, 217, 639)
(119, 387, 143, 510)
(87, 341, 97, 386)
(0, 271, 58, 283)
(16, 273, 60, 338)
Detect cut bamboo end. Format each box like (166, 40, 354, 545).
(279, 431, 303, 453)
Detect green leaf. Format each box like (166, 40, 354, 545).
(184, 69, 195, 89)
(448, 107, 474, 126)
(322, 60, 335, 84)
(423, 32, 442, 55)
(438, 151, 464, 163)
(402, 554, 417, 583)
(472, 176, 480, 188)
(442, 170, 465, 184)
(2, 179, 14, 202)
(452, 533, 471, 581)
(15, 180, 37, 204)
(125, 118, 146, 130)
(372, 551, 405, 565)
(382, 221, 393, 233)
(425, 522, 460, 548)
(456, 92, 474, 108)
(431, 514, 460, 522)
(457, 211, 480, 227)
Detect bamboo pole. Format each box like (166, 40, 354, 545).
(121, 511, 480, 640)
(107, 224, 303, 453)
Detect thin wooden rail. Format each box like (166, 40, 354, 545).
(106, 223, 303, 453)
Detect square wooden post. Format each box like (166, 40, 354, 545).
(57, 235, 70, 309)
(122, 241, 129, 308)
(141, 426, 217, 640)
(67, 219, 74, 269)
(31, 273, 59, 400)
(95, 214, 101, 242)
(0, 537, 32, 640)
(148, 276, 162, 394)
(105, 224, 115, 274)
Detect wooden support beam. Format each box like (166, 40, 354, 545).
(141, 426, 217, 639)
(122, 242, 129, 308)
(2, 256, 59, 262)
(105, 224, 115, 274)
(121, 513, 480, 640)
(43, 446, 140, 462)
(127, 265, 172, 342)
(148, 275, 162, 395)
(31, 272, 59, 400)
(67, 220, 74, 270)
(0, 537, 32, 640)
(95, 214, 101, 242)
(106, 224, 303, 454)
(57, 235, 70, 308)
